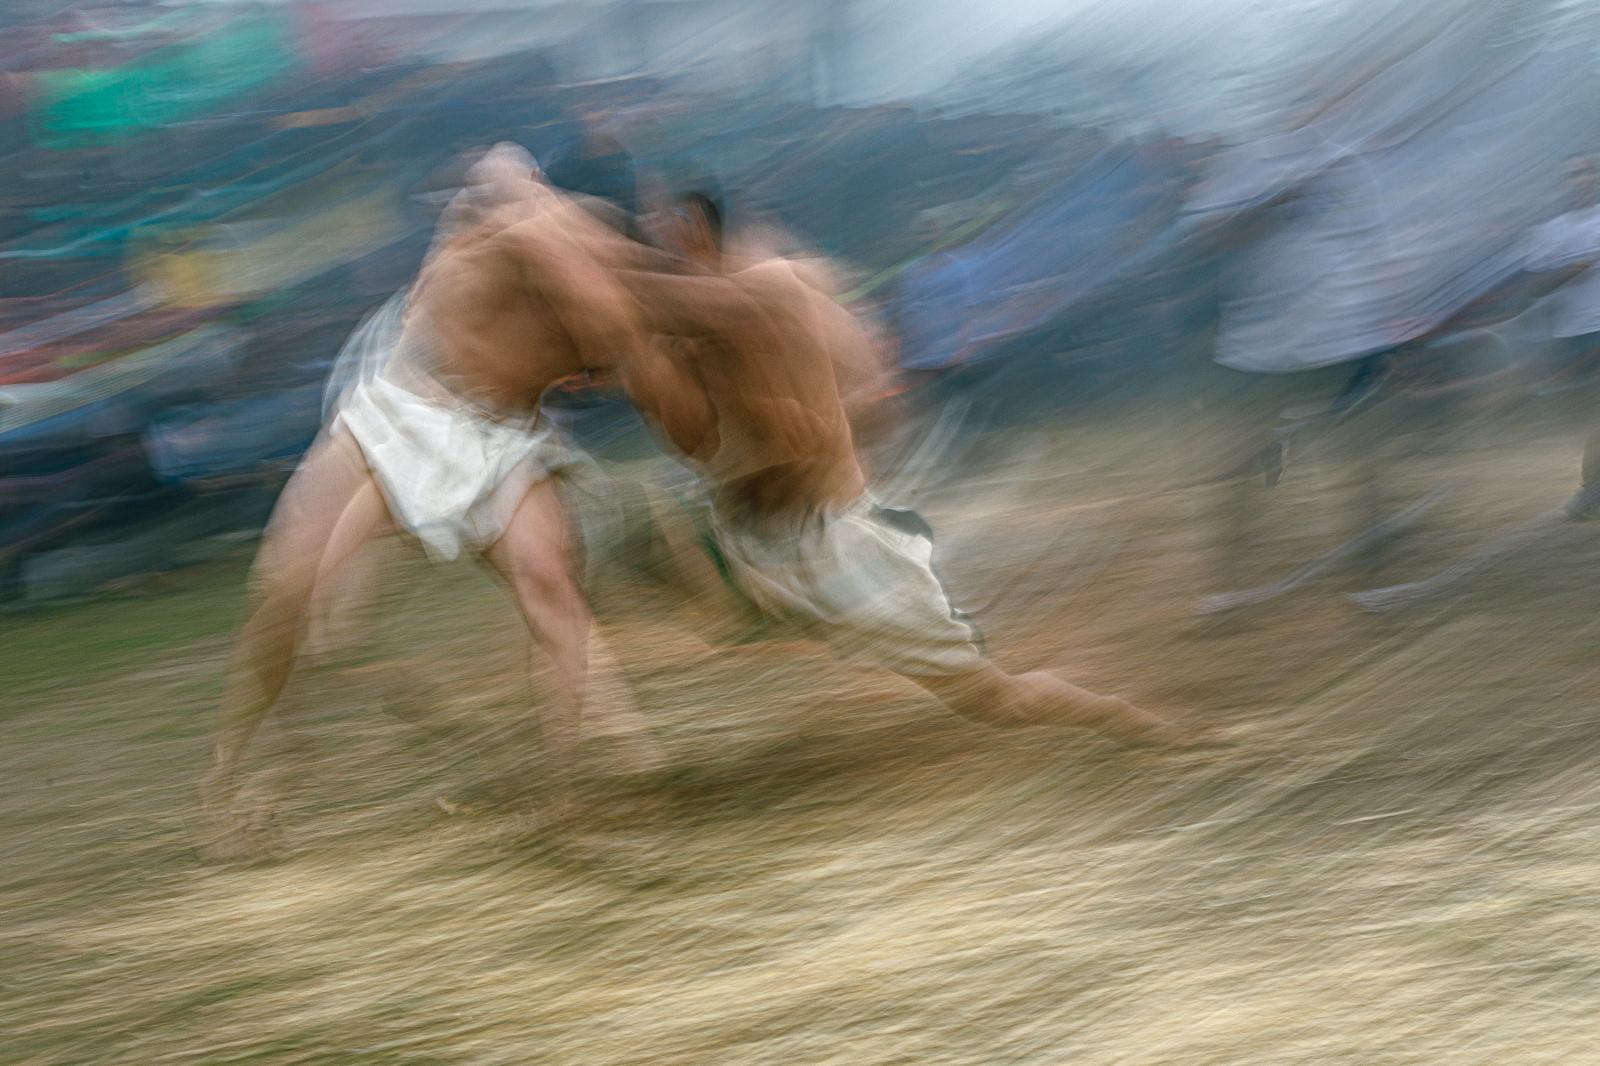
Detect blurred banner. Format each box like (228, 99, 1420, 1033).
(29, 9, 297, 148)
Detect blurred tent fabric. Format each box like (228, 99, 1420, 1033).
(1183, 9, 1600, 372)
(892, 11, 1600, 379)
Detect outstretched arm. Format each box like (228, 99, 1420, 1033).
(503, 221, 646, 370)
(611, 268, 767, 340)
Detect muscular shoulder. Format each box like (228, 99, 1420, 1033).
(491, 212, 614, 288)
(729, 254, 792, 282)
(729, 257, 815, 311)
(740, 259, 866, 336)
(492, 210, 576, 256)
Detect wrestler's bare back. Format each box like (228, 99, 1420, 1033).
(621, 256, 876, 519)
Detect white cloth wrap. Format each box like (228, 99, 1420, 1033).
(326, 294, 567, 562)
(710, 495, 984, 677)
(336, 374, 565, 562)
(323, 292, 406, 423)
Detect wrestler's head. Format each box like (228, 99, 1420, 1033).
(465, 142, 543, 200)
(430, 141, 550, 240)
(673, 189, 725, 269)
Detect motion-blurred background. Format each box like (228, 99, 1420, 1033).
(7, 0, 1595, 603)
(0, 0, 1148, 600)
(10, 4, 1600, 1063)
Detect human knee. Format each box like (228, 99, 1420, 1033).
(505, 562, 591, 657)
(507, 553, 581, 609)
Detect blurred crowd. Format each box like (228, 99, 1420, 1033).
(4, 0, 1600, 606)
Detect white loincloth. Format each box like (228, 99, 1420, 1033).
(710, 495, 984, 677)
(335, 372, 566, 561)
(326, 294, 567, 561)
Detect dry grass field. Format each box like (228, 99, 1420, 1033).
(6, 404, 1600, 1065)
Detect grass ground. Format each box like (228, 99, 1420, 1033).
(5, 405, 1600, 1065)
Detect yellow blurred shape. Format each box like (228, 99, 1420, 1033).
(129, 182, 405, 308)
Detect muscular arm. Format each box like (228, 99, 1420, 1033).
(611, 268, 768, 339)
(582, 235, 696, 275)
(618, 337, 719, 461)
(502, 220, 645, 370)
(821, 300, 900, 447)
(621, 260, 868, 473)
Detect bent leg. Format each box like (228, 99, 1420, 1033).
(642, 487, 763, 643)
(305, 485, 404, 661)
(483, 478, 595, 820)
(303, 533, 477, 752)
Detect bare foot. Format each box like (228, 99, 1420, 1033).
(194, 771, 279, 865)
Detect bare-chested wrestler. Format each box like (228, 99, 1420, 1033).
(197, 145, 674, 861)
(614, 192, 1203, 746)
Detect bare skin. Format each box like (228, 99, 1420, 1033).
(198, 151, 665, 861)
(613, 201, 1203, 748)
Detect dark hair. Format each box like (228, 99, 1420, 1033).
(680, 189, 724, 248)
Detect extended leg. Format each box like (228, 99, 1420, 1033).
(913, 662, 1204, 748)
(198, 429, 392, 860)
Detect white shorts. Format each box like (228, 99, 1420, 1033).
(711, 495, 985, 677)
(335, 371, 566, 561)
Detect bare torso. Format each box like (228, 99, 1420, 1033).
(403, 193, 645, 413)
(624, 255, 885, 524)
(401, 185, 886, 521)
